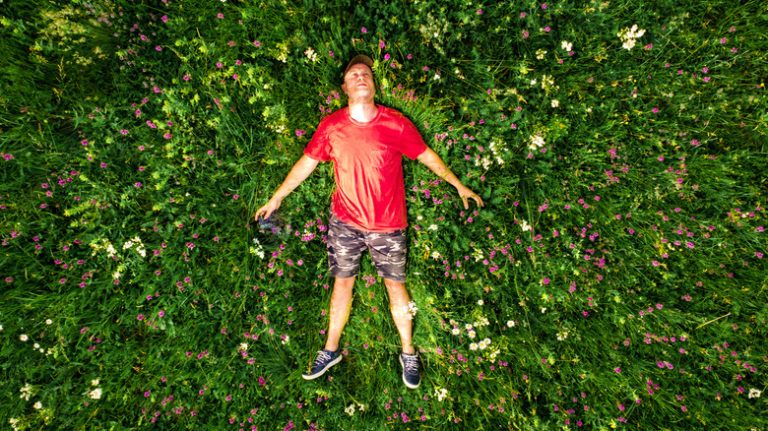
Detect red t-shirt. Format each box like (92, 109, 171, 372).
(304, 105, 427, 232)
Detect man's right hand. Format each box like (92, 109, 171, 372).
(254, 198, 281, 221)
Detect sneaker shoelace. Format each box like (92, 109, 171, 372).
(313, 350, 332, 368)
(402, 355, 420, 374)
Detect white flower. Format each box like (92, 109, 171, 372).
(748, 388, 762, 399)
(427, 224, 438, 231)
(618, 24, 645, 50)
(477, 299, 484, 306)
(528, 134, 546, 151)
(33, 343, 40, 349)
(467, 330, 476, 339)
(407, 301, 419, 319)
(19, 334, 28, 342)
(344, 404, 356, 416)
(431, 251, 441, 259)
(451, 327, 460, 335)
(435, 387, 448, 401)
(33, 401, 43, 410)
(535, 49, 547, 60)
(551, 99, 560, 108)
(45, 319, 53, 325)
(561, 40, 573, 51)
(19, 384, 33, 401)
(357, 403, 366, 412)
(0, 324, 3, 331)
(89, 388, 102, 399)
(238, 343, 248, 352)
(112, 270, 121, 280)
(469, 342, 478, 351)
(281, 335, 290, 345)
(506, 320, 516, 327)
(91, 379, 100, 386)
(520, 219, 532, 232)
(433, 72, 441, 81)
(304, 47, 318, 63)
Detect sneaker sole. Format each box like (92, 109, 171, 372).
(399, 355, 421, 389)
(301, 354, 342, 380)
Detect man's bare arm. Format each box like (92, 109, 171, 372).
(254, 155, 320, 220)
(417, 147, 484, 209)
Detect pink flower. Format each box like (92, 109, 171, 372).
(361, 27, 368, 34)
(253, 40, 262, 47)
(216, 12, 224, 19)
(161, 15, 168, 23)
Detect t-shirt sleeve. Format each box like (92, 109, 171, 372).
(398, 116, 428, 160)
(303, 120, 331, 161)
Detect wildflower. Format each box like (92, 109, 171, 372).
(304, 47, 318, 62)
(345, 404, 356, 415)
(19, 334, 28, 342)
(528, 134, 545, 151)
(19, 384, 33, 400)
(748, 388, 762, 399)
(33, 401, 43, 410)
(407, 301, 419, 319)
(618, 24, 646, 50)
(435, 387, 448, 401)
(561, 40, 573, 51)
(89, 388, 102, 399)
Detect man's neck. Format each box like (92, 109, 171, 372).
(347, 100, 378, 123)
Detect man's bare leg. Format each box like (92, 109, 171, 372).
(324, 276, 355, 351)
(384, 278, 415, 354)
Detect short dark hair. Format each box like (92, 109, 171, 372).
(343, 54, 374, 77)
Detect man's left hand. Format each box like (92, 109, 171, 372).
(457, 185, 484, 209)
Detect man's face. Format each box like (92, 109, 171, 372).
(342, 63, 375, 101)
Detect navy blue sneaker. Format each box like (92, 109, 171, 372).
(302, 349, 342, 380)
(399, 352, 422, 389)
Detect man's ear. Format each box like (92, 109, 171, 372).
(340, 82, 348, 95)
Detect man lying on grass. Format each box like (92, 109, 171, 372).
(255, 54, 483, 389)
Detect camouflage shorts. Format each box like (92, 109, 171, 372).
(327, 215, 407, 282)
